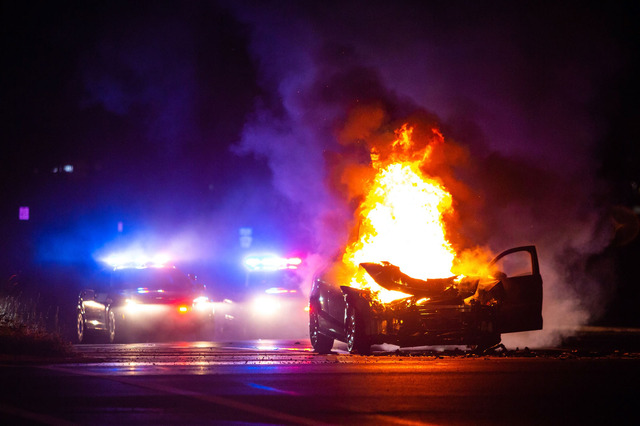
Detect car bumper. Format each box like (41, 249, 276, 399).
(114, 304, 213, 333)
(366, 303, 498, 347)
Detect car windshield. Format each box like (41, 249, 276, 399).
(111, 267, 192, 292)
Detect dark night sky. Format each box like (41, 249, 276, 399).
(1, 1, 639, 328)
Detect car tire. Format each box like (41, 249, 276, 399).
(106, 310, 116, 343)
(77, 311, 87, 343)
(346, 306, 370, 355)
(309, 308, 333, 354)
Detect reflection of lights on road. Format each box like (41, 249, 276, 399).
(256, 345, 279, 350)
(247, 382, 301, 395)
(191, 341, 214, 349)
(256, 340, 278, 350)
(252, 296, 281, 316)
(252, 340, 315, 352)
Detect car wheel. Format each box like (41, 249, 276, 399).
(346, 306, 370, 355)
(106, 310, 116, 343)
(309, 308, 333, 354)
(77, 311, 87, 343)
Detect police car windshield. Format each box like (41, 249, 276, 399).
(111, 267, 191, 292)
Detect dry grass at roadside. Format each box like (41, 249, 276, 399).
(0, 295, 73, 357)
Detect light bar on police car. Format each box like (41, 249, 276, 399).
(243, 255, 302, 271)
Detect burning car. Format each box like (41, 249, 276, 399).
(309, 245, 542, 354)
(76, 257, 215, 343)
(307, 120, 546, 354)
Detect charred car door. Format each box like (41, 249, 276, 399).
(490, 245, 543, 333)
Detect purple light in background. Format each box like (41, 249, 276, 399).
(19, 206, 29, 221)
(239, 227, 252, 248)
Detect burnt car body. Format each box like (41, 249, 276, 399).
(76, 265, 214, 343)
(309, 246, 542, 354)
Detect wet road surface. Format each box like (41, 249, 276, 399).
(1, 339, 639, 425)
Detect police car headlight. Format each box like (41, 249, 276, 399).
(193, 296, 213, 313)
(252, 296, 280, 316)
(124, 298, 141, 313)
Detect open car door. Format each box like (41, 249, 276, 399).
(490, 246, 543, 333)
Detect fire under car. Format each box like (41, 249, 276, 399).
(309, 245, 543, 354)
(76, 262, 215, 343)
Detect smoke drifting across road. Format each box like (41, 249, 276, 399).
(227, 1, 629, 344)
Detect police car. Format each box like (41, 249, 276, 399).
(76, 255, 214, 343)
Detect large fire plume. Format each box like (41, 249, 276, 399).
(338, 114, 492, 303)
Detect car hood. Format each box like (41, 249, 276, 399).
(119, 290, 195, 304)
(359, 262, 457, 297)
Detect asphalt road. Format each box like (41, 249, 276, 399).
(1, 339, 638, 425)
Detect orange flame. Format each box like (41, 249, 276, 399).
(342, 124, 461, 302)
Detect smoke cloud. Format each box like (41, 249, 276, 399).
(227, 1, 627, 345)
